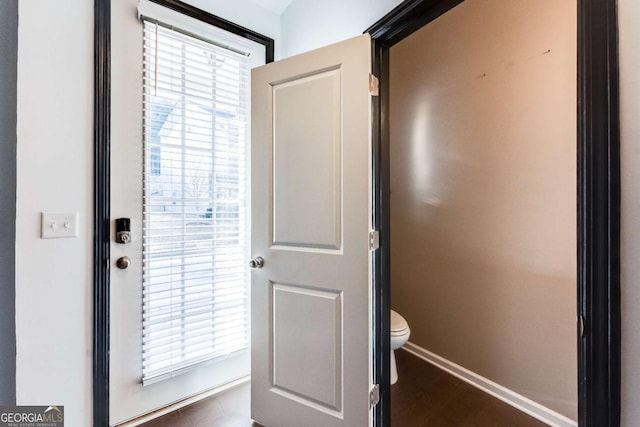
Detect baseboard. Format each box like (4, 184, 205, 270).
(113, 376, 250, 427)
(402, 342, 577, 427)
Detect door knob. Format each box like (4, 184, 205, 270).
(116, 256, 131, 270)
(249, 256, 264, 269)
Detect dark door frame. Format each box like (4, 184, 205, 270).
(367, 0, 620, 426)
(92, 0, 273, 425)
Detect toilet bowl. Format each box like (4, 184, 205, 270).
(390, 310, 410, 385)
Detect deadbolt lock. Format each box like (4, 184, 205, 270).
(116, 218, 131, 244)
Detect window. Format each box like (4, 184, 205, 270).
(150, 146, 161, 176)
(141, 20, 250, 385)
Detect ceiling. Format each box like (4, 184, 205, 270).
(250, 0, 294, 15)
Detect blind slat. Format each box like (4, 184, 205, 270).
(143, 316, 247, 345)
(144, 329, 248, 363)
(143, 273, 247, 290)
(144, 293, 247, 309)
(143, 300, 247, 328)
(142, 344, 247, 386)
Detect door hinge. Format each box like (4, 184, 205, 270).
(369, 74, 379, 96)
(369, 384, 380, 409)
(369, 230, 380, 251)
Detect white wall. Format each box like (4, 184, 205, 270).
(281, 0, 402, 57)
(619, 0, 640, 425)
(16, 1, 94, 426)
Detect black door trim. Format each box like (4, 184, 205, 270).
(92, 1, 273, 425)
(93, 0, 110, 425)
(577, 0, 620, 424)
(367, 0, 620, 426)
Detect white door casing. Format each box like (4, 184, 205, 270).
(251, 34, 373, 427)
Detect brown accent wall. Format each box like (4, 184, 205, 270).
(389, 0, 577, 419)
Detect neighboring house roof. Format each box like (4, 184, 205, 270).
(152, 98, 238, 141)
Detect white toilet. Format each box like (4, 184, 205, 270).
(390, 310, 410, 384)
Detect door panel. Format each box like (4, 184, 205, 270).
(272, 283, 342, 412)
(109, 1, 263, 423)
(251, 34, 372, 427)
(272, 68, 342, 250)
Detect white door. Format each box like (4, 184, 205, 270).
(109, 1, 264, 424)
(250, 34, 374, 427)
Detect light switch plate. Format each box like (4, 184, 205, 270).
(41, 212, 79, 239)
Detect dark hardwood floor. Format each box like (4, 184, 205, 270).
(140, 350, 549, 427)
(391, 349, 548, 426)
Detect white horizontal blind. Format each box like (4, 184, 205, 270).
(142, 20, 249, 385)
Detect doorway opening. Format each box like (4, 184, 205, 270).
(384, 0, 577, 425)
